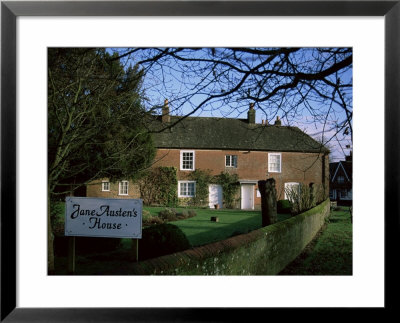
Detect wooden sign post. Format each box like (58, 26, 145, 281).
(67, 236, 75, 274)
(132, 239, 139, 262)
(65, 197, 142, 274)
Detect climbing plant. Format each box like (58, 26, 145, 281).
(139, 166, 178, 207)
(188, 169, 213, 207)
(215, 172, 240, 208)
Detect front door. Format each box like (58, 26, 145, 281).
(241, 184, 254, 209)
(209, 184, 223, 208)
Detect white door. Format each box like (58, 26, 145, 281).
(209, 184, 223, 208)
(241, 184, 254, 209)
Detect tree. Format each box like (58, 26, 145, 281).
(111, 48, 352, 161)
(47, 48, 156, 272)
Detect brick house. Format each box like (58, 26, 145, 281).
(87, 101, 329, 210)
(329, 153, 352, 205)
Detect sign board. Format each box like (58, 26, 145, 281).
(65, 197, 142, 238)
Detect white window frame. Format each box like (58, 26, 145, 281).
(225, 155, 238, 168)
(118, 180, 129, 196)
(178, 181, 196, 197)
(268, 153, 282, 173)
(337, 175, 345, 184)
(180, 150, 195, 171)
(101, 180, 110, 192)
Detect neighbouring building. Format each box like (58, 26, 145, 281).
(329, 153, 352, 205)
(87, 100, 330, 210)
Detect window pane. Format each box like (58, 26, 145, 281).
(120, 181, 128, 195)
(179, 182, 195, 197)
(180, 182, 186, 195)
(269, 154, 281, 172)
(102, 182, 109, 191)
(188, 183, 195, 196)
(226, 155, 237, 167)
(232, 155, 237, 167)
(225, 155, 230, 166)
(182, 152, 193, 169)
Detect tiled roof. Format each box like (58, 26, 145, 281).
(150, 116, 329, 153)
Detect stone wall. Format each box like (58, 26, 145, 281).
(124, 199, 330, 275)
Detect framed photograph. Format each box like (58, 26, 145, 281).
(1, 0, 398, 321)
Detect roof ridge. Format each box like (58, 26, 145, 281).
(150, 114, 329, 153)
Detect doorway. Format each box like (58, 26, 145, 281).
(208, 184, 223, 208)
(241, 184, 255, 209)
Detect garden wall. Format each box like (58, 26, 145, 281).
(128, 199, 330, 275)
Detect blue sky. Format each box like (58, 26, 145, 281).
(110, 47, 352, 162)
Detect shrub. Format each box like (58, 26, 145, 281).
(277, 200, 292, 214)
(176, 210, 189, 219)
(159, 208, 178, 221)
(143, 215, 164, 226)
(76, 237, 121, 255)
(139, 167, 178, 207)
(284, 183, 326, 215)
(142, 209, 151, 218)
(187, 210, 197, 218)
(54, 236, 121, 257)
(143, 209, 165, 226)
(139, 223, 191, 260)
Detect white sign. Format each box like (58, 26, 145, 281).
(65, 197, 142, 238)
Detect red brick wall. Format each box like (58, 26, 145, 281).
(87, 148, 329, 208)
(154, 149, 329, 206)
(86, 179, 140, 199)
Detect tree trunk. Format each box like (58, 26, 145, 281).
(258, 178, 277, 226)
(309, 182, 316, 207)
(48, 189, 55, 274)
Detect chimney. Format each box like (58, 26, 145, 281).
(162, 99, 170, 123)
(247, 103, 255, 124)
(274, 116, 282, 126)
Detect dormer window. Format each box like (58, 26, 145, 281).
(225, 155, 237, 168)
(180, 150, 195, 171)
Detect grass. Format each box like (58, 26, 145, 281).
(51, 202, 352, 275)
(52, 203, 291, 274)
(279, 206, 353, 275)
(144, 206, 291, 247)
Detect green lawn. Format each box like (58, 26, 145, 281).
(51, 201, 290, 247)
(144, 206, 291, 247)
(279, 206, 353, 275)
(51, 202, 291, 274)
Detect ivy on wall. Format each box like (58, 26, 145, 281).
(139, 166, 178, 207)
(140, 168, 240, 209)
(186, 170, 240, 208)
(215, 172, 240, 209)
(188, 169, 213, 207)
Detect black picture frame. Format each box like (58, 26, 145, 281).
(1, 1, 398, 321)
